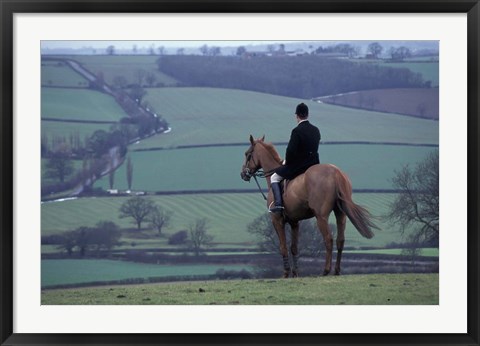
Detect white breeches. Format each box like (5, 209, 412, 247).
(271, 172, 284, 183)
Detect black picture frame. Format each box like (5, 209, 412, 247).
(1, 1, 479, 345)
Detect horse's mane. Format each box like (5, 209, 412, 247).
(258, 141, 283, 164)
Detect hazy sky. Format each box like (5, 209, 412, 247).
(41, 40, 291, 49)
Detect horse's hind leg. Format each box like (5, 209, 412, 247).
(316, 216, 333, 276)
(290, 221, 300, 277)
(271, 215, 290, 278)
(334, 208, 346, 275)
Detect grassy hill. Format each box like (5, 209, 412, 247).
(41, 273, 439, 305)
(41, 88, 127, 122)
(317, 88, 439, 119)
(136, 87, 438, 149)
(94, 144, 437, 192)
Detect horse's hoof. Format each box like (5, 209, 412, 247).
(282, 272, 290, 278)
(323, 269, 330, 276)
(335, 270, 341, 276)
(292, 271, 299, 278)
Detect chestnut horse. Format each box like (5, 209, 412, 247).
(241, 135, 378, 278)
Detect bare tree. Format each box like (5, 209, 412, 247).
(46, 143, 73, 183)
(145, 72, 157, 87)
(134, 69, 147, 85)
(148, 206, 172, 235)
(106, 45, 115, 55)
(236, 46, 246, 56)
(367, 42, 383, 59)
(199, 44, 209, 56)
(188, 218, 214, 256)
(119, 197, 156, 231)
(387, 150, 439, 246)
(247, 213, 326, 258)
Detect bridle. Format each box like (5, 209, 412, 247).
(243, 144, 279, 200)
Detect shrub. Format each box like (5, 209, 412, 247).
(168, 230, 188, 245)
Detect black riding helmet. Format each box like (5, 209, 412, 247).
(295, 103, 309, 118)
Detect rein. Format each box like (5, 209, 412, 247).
(244, 150, 280, 201)
(249, 168, 277, 200)
(252, 174, 267, 200)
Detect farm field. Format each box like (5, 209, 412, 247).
(41, 88, 127, 122)
(94, 144, 437, 192)
(41, 273, 439, 305)
(317, 88, 439, 120)
(41, 87, 128, 141)
(42, 60, 89, 87)
(135, 87, 439, 149)
(42, 193, 411, 247)
(63, 55, 179, 86)
(42, 259, 251, 288)
(42, 120, 113, 140)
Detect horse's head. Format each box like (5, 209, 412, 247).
(240, 135, 265, 182)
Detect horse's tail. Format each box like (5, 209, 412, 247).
(334, 168, 378, 239)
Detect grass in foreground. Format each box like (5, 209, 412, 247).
(42, 273, 438, 305)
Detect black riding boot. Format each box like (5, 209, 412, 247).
(269, 182, 284, 213)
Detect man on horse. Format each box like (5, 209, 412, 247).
(269, 103, 321, 213)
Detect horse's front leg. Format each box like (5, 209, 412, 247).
(290, 221, 300, 278)
(271, 215, 290, 278)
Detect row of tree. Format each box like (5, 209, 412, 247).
(104, 42, 434, 61)
(156, 54, 428, 99)
(48, 196, 215, 257)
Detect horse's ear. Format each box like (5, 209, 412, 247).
(260, 135, 265, 142)
(249, 134, 255, 145)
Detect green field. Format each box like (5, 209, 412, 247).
(42, 259, 251, 288)
(42, 121, 113, 140)
(94, 144, 437, 192)
(66, 55, 178, 87)
(42, 193, 413, 247)
(42, 61, 89, 87)
(41, 273, 439, 305)
(135, 88, 438, 149)
(41, 88, 127, 122)
(41, 87, 128, 143)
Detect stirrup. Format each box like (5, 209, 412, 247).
(268, 201, 284, 213)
